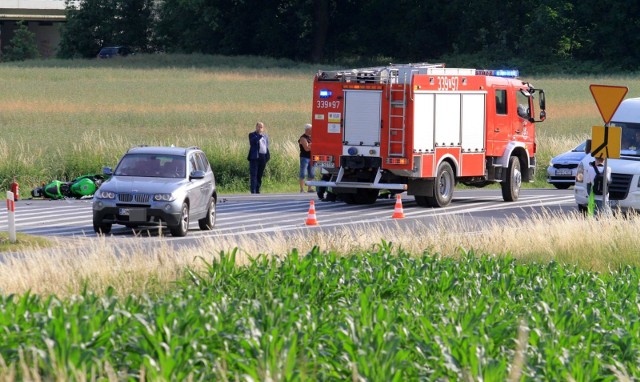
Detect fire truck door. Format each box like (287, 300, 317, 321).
(488, 87, 509, 154)
(343, 90, 382, 147)
(513, 88, 533, 142)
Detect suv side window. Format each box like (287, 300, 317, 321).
(189, 154, 200, 173)
(196, 152, 210, 172)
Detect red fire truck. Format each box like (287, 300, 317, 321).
(307, 63, 546, 207)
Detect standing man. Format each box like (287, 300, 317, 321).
(586, 155, 612, 216)
(299, 123, 315, 193)
(248, 121, 270, 194)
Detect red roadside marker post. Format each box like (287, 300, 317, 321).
(6, 191, 16, 243)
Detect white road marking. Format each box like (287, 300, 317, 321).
(0, 191, 577, 239)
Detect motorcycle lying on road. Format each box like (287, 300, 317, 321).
(31, 174, 107, 199)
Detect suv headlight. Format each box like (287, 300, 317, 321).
(97, 191, 116, 199)
(575, 162, 585, 183)
(153, 193, 175, 202)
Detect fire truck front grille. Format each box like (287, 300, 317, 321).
(553, 163, 578, 169)
(117, 193, 151, 203)
(609, 173, 633, 201)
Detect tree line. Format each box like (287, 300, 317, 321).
(59, 0, 640, 72)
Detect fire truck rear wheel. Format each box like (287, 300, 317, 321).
(501, 156, 521, 202)
(414, 195, 430, 207)
(355, 189, 379, 204)
(341, 189, 378, 204)
(426, 162, 455, 207)
(340, 192, 357, 204)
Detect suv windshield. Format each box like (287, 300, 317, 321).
(114, 154, 186, 178)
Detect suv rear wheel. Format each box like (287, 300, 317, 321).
(169, 202, 189, 237)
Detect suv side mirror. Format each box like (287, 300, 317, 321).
(190, 170, 205, 180)
(103, 167, 113, 176)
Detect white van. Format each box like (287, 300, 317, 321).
(575, 97, 640, 212)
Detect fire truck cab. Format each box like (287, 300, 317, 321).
(307, 63, 546, 207)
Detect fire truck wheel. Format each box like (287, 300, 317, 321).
(354, 189, 379, 204)
(414, 195, 430, 207)
(426, 162, 454, 207)
(501, 156, 521, 202)
(340, 192, 357, 204)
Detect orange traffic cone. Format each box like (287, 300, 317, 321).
(391, 194, 405, 219)
(305, 200, 319, 226)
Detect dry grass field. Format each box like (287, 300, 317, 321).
(3, 211, 640, 297)
(1, 57, 639, 192)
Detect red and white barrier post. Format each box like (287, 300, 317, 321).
(6, 191, 16, 243)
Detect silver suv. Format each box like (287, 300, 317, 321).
(92, 146, 217, 236)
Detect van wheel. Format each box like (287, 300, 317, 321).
(169, 202, 189, 237)
(426, 162, 454, 207)
(577, 204, 588, 216)
(501, 156, 521, 202)
(198, 197, 216, 230)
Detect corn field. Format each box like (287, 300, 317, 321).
(1, 245, 638, 381)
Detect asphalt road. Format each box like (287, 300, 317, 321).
(1, 188, 577, 245)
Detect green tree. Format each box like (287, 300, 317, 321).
(3, 22, 40, 61)
(154, 0, 223, 54)
(51, 0, 640, 71)
(58, 0, 154, 58)
(155, 0, 315, 60)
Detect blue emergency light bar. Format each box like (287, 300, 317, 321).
(319, 89, 332, 98)
(475, 69, 519, 78)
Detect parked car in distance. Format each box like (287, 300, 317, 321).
(97, 46, 132, 58)
(93, 146, 217, 236)
(546, 140, 588, 189)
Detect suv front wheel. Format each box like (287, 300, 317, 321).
(169, 202, 189, 237)
(93, 218, 112, 235)
(198, 197, 216, 230)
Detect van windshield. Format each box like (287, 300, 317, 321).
(612, 122, 640, 156)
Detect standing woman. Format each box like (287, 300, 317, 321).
(299, 123, 315, 193)
(248, 121, 270, 194)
